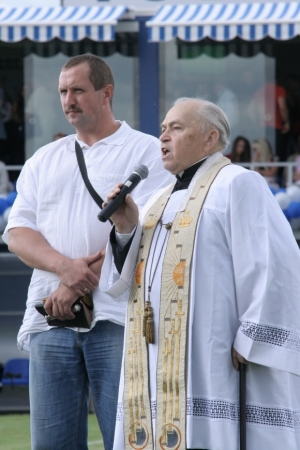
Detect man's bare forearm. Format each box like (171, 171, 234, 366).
(8, 227, 101, 296)
(44, 250, 105, 319)
(88, 250, 105, 278)
(8, 227, 68, 274)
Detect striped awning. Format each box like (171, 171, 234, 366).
(146, 2, 300, 42)
(0, 6, 127, 43)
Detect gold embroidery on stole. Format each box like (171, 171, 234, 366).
(124, 185, 175, 450)
(123, 157, 230, 450)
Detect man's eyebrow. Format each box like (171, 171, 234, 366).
(161, 120, 182, 128)
(58, 84, 82, 91)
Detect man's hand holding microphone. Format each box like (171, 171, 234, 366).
(100, 164, 148, 234)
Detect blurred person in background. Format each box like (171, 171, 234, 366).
(252, 78, 290, 162)
(54, 132, 67, 141)
(292, 154, 300, 186)
(214, 79, 239, 149)
(229, 135, 251, 163)
(0, 160, 11, 195)
(252, 137, 279, 189)
(283, 134, 300, 187)
(285, 74, 300, 139)
(11, 86, 25, 163)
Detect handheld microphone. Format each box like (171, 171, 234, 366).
(98, 164, 149, 223)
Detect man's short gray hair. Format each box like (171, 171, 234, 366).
(174, 97, 231, 151)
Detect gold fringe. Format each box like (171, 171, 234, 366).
(143, 302, 148, 337)
(144, 301, 154, 344)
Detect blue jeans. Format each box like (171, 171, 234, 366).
(29, 321, 124, 450)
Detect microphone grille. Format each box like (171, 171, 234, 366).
(134, 164, 149, 180)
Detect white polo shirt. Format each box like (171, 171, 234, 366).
(2, 121, 174, 353)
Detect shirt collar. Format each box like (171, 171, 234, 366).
(72, 120, 130, 151)
(172, 157, 208, 194)
(176, 156, 208, 182)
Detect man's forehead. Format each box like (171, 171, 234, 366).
(61, 62, 89, 74)
(162, 103, 199, 126)
(59, 64, 90, 84)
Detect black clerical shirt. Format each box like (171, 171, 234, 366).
(171, 158, 206, 193)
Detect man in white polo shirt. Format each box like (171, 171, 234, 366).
(2, 54, 173, 450)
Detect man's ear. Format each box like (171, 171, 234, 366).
(102, 84, 114, 105)
(206, 129, 219, 147)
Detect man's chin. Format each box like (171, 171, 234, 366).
(66, 116, 80, 126)
(66, 111, 81, 120)
(163, 162, 177, 175)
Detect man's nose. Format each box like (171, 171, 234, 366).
(159, 129, 169, 141)
(64, 91, 76, 106)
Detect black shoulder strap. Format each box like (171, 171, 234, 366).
(75, 140, 104, 209)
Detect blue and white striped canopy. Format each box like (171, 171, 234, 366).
(0, 6, 127, 42)
(146, 2, 300, 42)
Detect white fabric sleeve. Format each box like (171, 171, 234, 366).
(2, 160, 38, 244)
(228, 171, 300, 375)
(100, 221, 142, 298)
(116, 226, 137, 250)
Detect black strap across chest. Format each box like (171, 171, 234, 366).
(75, 140, 112, 225)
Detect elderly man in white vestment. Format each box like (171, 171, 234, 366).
(101, 98, 300, 450)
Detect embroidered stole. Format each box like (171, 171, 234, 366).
(123, 156, 230, 450)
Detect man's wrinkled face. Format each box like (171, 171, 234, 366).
(160, 102, 209, 175)
(58, 63, 105, 133)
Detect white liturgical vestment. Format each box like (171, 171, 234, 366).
(102, 154, 300, 450)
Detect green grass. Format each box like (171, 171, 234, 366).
(0, 413, 104, 450)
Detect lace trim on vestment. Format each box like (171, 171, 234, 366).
(117, 399, 300, 430)
(241, 321, 300, 353)
(187, 397, 238, 421)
